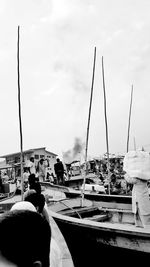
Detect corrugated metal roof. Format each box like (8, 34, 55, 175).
(0, 147, 57, 158)
(45, 150, 58, 156)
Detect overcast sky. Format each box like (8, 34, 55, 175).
(0, 0, 150, 162)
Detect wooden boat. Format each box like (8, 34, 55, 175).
(0, 166, 18, 202)
(40, 173, 106, 201)
(40, 177, 133, 209)
(41, 173, 105, 190)
(0, 182, 17, 202)
(47, 197, 150, 267)
(64, 190, 132, 207)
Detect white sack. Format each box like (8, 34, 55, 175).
(123, 150, 150, 180)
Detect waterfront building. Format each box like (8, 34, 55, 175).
(0, 147, 57, 176)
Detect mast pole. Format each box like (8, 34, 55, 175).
(17, 26, 24, 200)
(125, 85, 133, 194)
(133, 136, 136, 151)
(126, 85, 133, 153)
(81, 47, 97, 206)
(101, 56, 110, 194)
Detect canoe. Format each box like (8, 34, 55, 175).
(40, 174, 106, 193)
(0, 182, 18, 202)
(47, 197, 150, 267)
(40, 179, 132, 210)
(0, 165, 20, 202)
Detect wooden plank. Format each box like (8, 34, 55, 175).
(84, 214, 109, 222)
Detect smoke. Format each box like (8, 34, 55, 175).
(63, 137, 85, 164)
(72, 137, 84, 157)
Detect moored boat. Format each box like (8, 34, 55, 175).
(40, 177, 133, 210)
(0, 166, 18, 202)
(0, 183, 17, 202)
(47, 197, 150, 267)
(40, 173, 106, 202)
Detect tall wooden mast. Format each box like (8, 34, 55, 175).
(101, 56, 110, 194)
(17, 26, 24, 200)
(126, 85, 133, 153)
(81, 47, 97, 206)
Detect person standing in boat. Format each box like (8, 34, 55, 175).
(124, 150, 150, 228)
(36, 158, 47, 182)
(28, 157, 36, 175)
(23, 167, 30, 191)
(54, 158, 65, 185)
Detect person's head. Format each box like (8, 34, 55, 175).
(23, 189, 36, 198)
(40, 158, 44, 165)
(111, 173, 116, 182)
(30, 157, 34, 163)
(23, 167, 29, 173)
(0, 210, 51, 267)
(23, 190, 45, 213)
(10, 201, 37, 212)
(56, 158, 60, 163)
(29, 181, 41, 194)
(28, 173, 36, 185)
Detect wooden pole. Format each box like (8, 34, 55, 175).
(126, 85, 133, 153)
(17, 26, 24, 200)
(81, 47, 96, 206)
(125, 85, 133, 194)
(101, 56, 110, 194)
(133, 136, 136, 151)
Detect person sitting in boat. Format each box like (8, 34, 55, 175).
(98, 172, 104, 182)
(50, 172, 55, 183)
(11, 200, 37, 212)
(0, 209, 51, 267)
(23, 189, 50, 223)
(2, 172, 9, 183)
(119, 178, 128, 194)
(109, 173, 121, 195)
(15, 196, 63, 267)
(23, 167, 30, 191)
(101, 163, 107, 174)
(28, 173, 41, 194)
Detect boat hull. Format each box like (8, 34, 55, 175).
(48, 203, 150, 267)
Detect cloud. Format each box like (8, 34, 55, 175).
(41, 0, 96, 24)
(0, 0, 150, 159)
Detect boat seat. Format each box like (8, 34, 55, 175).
(61, 206, 98, 216)
(84, 214, 109, 222)
(99, 208, 132, 214)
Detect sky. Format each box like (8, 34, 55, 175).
(0, 0, 150, 163)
